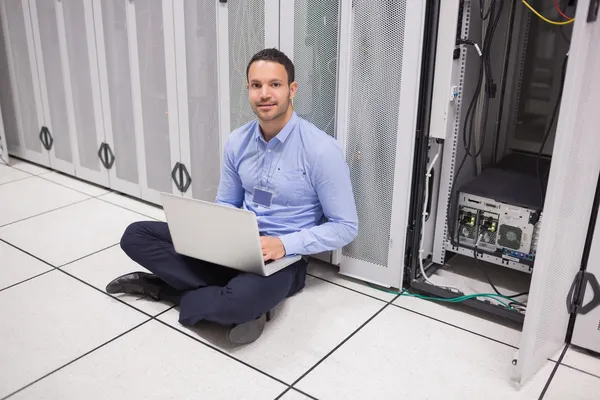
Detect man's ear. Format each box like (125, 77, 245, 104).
(289, 81, 298, 100)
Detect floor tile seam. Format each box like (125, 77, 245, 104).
(274, 387, 319, 400)
(35, 172, 111, 198)
(389, 301, 520, 350)
(0, 175, 35, 187)
(306, 273, 390, 304)
(558, 362, 600, 380)
(0, 319, 152, 400)
(0, 269, 55, 294)
(287, 301, 391, 389)
(0, 197, 94, 229)
(151, 317, 291, 387)
(539, 344, 569, 399)
(95, 194, 163, 222)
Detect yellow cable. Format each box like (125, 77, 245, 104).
(521, 0, 575, 25)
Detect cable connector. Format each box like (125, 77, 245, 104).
(456, 39, 482, 56)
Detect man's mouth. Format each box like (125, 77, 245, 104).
(258, 104, 275, 110)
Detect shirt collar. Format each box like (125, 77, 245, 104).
(254, 112, 299, 143)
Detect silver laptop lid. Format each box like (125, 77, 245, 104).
(160, 193, 267, 273)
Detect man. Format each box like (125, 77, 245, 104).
(106, 48, 358, 344)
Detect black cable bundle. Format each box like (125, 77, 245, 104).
(447, 0, 503, 248)
(446, 1, 530, 302)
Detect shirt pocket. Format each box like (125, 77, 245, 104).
(279, 168, 316, 206)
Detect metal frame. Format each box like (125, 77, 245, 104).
(264, 0, 279, 49)
(125, 0, 150, 202)
(278, 0, 294, 60)
(432, 0, 480, 265)
(331, 0, 351, 267)
(216, 1, 231, 170)
(163, 0, 183, 199)
(428, 0, 460, 140)
(0, 100, 7, 165)
(173, 0, 190, 198)
(0, 0, 49, 166)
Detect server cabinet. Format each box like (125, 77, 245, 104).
(0, 0, 49, 166)
(92, 0, 181, 202)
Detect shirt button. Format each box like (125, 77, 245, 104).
(268, 149, 272, 152)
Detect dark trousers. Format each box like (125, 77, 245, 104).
(119, 221, 308, 326)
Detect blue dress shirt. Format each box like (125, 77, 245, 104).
(215, 112, 358, 256)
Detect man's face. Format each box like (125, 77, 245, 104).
(247, 60, 297, 122)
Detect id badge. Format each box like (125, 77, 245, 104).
(253, 187, 274, 208)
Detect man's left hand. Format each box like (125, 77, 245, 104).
(260, 236, 286, 261)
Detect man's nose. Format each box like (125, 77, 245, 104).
(260, 87, 270, 99)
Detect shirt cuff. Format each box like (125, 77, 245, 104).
(279, 232, 304, 256)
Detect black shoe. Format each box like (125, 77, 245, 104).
(225, 310, 274, 345)
(105, 272, 164, 301)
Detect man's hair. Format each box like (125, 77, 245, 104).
(246, 48, 295, 85)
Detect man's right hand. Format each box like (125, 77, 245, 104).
(260, 236, 286, 261)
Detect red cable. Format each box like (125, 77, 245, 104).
(554, 0, 573, 20)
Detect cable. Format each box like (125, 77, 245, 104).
(554, 0, 573, 20)
(368, 284, 518, 311)
(479, 0, 493, 20)
(448, 0, 502, 247)
(521, 0, 575, 25)
(536, 53, 569, 208)
(418, 144, 459, 291)
(444, 2, 529, 306)
(473, 234, 528, 302)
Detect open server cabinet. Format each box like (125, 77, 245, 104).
(275, 0, 600, 387)
(334, 0, 600, 387)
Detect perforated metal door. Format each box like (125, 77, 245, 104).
(291, 0, 339, 137)
(133, 0, 174, 197)
(516, 0, 600, 385)
(0, 8, 20, 153)
(228, 0, 265, 131)
(343, 1, 406, 268)
(336, 0, 426, 287)
(181, 0, 221, 202)
(0, 0, 47, 165)
(34, 0, 72, 169)
(98, 0, 139, 187)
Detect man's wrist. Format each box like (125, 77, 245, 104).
(279, 232, 303, 256)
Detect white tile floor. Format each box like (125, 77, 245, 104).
(1, 159, 599, 400)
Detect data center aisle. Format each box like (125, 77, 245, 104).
(1, 159, 598, 399)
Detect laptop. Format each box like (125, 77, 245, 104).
(160, 193, 302, 276)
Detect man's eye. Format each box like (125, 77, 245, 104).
(252, 84, 260, 88)
(273, 83, 280, 87)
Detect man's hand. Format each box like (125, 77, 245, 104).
(260, 236, 286, 261)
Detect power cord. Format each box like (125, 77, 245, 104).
(368, 284, 519, 312)
(418, 143, 459, 291)
(474, 232, 528, 304)
(522, 0, 575, 25)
